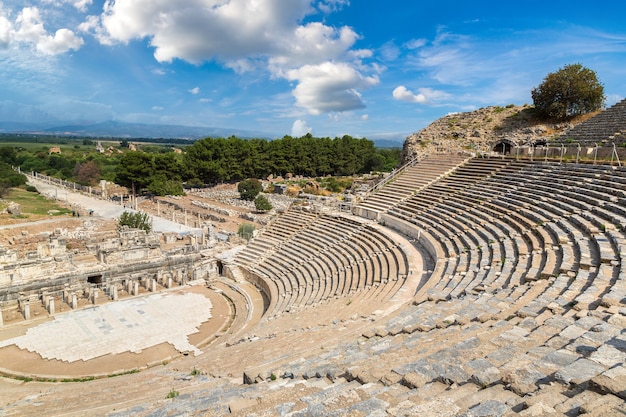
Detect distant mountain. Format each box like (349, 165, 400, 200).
(0, 119, 407, 147)
(370, 138, 404, 148)
(41, 120, 273, 139)
(0, 120, 272, 139)
(0, 121, 59, 132)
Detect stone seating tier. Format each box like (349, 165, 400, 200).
(116, 156, 626, 417)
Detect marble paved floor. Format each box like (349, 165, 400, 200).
(0, 292, 212, 362)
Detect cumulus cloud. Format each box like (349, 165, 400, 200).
(37, 28, 83, 54)
(85, 0, 377, 115)
(291, 119, 312, 136)
(0, 6, 82, 54)
(287, 62, 379, 114)
(392, 86, 450, 104)
(41, 0, 93, 12)
(189, 87, 200, 95)
(317, 0, 349, 14)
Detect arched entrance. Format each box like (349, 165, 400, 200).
(492, 139, 516, 155)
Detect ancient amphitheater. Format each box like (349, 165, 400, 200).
(1, 101, 626, 416)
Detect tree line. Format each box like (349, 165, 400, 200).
(116, 135, 400, 194)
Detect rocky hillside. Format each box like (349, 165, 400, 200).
(402, 104, 593, 161)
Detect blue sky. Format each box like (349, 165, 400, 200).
(0, 1, 625, 140)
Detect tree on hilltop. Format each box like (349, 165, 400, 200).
(531, 63, 604, 120)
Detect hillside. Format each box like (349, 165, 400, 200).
(402, 104, 595, 161)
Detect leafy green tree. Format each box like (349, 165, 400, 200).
(254, 194, 272, 211)
(147, 175, 184, 196)
(531, 63, 605, 120)
(117, 211, 152, 232)
(115, 152, 154, 193)
(0, 146, 17, 165)
(238, 178, 262, 201)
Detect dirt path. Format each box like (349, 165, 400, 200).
(27, 177, 200, 234)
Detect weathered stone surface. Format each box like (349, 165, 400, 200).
(540, 349, 579, 368)
(519, 402, 557, 416)
(7, 202, 20, 215)
(590, 365, 626, 399)
(589, 344, 626, 367)
(579, 394, 626, 416)
(554, 358, 605, 386)
(401, 372, 426, 389)
(435, 364, 470, 386)
(407, 398, 460, 417)
(461, 399, 508, 417)
(471, 366, 501, 388)
(502, 365, 549, 395)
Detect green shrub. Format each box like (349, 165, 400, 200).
(254, 195, 272, 211)
(238, 178, 262, 201)
(117, 211, 152, 233)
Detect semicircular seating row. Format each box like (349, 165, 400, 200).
(226, 157, 626, 414)
(234, 209, 411, 317)
(369, 156, 626, 312)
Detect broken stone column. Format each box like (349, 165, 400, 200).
(71, 293, 78, 309)
(133, 281, 139, 296)
(111, 285, 118, 301)
(92, 288, 98, 304)
(167, 277, 173, 289)
(43, 294, 50, 310)
(23, 302, 30, 320)
(150, 279, 157, 292)
(48, 298, 55, 315)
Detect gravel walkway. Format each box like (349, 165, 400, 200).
(28, 177, 200, 234)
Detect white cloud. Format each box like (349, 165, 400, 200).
(41, 0, 93, 12)
(405, 38, 427, 49)
(392, 86, 450, 104)
(152, 106, 163, 111)
(189, 87, 200, 95)
(287, 62, 379, 114)
(0, 6, 82, 55)
(37, 28, 83, 54)
(86, 0, 377, 115)
(317, 0, 349, 14)
(291, 119, 313, 136)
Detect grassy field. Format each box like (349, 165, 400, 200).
(0, 187, 72, 219)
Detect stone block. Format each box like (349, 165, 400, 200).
(461, 400, 508, 417)
(590, 344, 626, 368)
(554, 358, 606, 386)
(502, 364, 549, 395)
(519, 402, 557, 416)
(590, 365, 626, 400)
(400, 372, 426, 389)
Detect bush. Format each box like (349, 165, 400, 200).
(254, 195, 272, 211)
(238, 178, 262, 201)
(238, 223, 255, 241)
(117, 211, 152, 233)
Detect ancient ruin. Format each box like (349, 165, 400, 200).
(1, 100, 626, 416)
